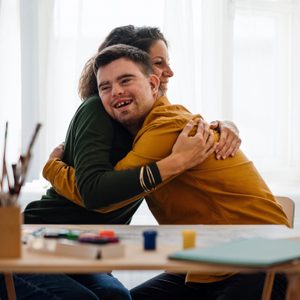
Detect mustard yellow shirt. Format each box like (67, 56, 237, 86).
(113, 96, 288, 226)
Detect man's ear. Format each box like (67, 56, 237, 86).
(149, 74, 160, 97)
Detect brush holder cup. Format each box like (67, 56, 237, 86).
(0, 198, 22, 258)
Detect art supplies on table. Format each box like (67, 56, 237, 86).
(182, 230, 196, 249)
(169, 237, 300, 267)
(25, 228, 125, 259)
(143, 230, 157, 250)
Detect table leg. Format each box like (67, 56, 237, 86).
(3, 273, 16, 300)
(261, 271, 275, 300)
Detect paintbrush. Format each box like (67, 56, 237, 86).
(15, 123, 42, 195)
(0, 122, 9, 192)
(0, 122, 42, 206)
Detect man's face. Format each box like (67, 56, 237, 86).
(97, 58, 159, 133)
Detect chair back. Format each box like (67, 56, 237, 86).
(275, 196, 295, 228)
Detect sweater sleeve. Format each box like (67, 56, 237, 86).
(42, 157, 161, 213)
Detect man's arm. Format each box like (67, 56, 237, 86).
(115, 116, 216, 171)
(43, 158, 83, 207)
(43, 115, 215, 211)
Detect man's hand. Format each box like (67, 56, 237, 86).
(48, 143, 65, 160)
(210, 120, 241, 159)
(172, 119, 216, 170)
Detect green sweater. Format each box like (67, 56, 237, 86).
(23, 95, 161, 224)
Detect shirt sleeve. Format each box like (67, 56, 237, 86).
(43, 158, 83, 207)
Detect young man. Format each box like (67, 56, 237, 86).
(44, 44, 288, 300)
(92, 45, 287, 224)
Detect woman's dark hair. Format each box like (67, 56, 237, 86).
(79, 25, 167, 100)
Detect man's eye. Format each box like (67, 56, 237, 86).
(100, 86, 110, 92)
(121, 78, 131, 85)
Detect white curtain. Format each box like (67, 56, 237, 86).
(232, 0, 300, 186)
(1, 0, 299, 188)
(0, 0, 21, 165)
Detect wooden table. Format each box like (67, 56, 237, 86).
(1, 224, 300, 300)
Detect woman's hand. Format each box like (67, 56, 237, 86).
(48, 143, 65, 160)
(210, 120, 241, 159)
(172, 119, 216, 170)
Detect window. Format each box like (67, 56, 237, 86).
(1, 0, 299, 187)
(232, 0, 300, 184)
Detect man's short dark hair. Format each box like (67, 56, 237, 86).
(93, 44, 153, 77)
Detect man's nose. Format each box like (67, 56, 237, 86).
(112, 84, 124, 96)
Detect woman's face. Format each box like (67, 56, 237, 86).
(149, 40, 174, 95)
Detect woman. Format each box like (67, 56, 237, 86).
(11, 26, 226, 300)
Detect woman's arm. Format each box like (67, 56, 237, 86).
(210, 120, 241, 160)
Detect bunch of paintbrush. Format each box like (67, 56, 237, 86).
(0, 122, 42, 207)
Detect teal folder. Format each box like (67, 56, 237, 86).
(169, 238, 300, 267)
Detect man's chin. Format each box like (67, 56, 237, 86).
(114, 116, 132, 127)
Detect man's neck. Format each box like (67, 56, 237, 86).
(123, 97, 161, 135)
(126, 121, 143, 136)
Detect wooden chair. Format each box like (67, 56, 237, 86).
(3, 273, 16, 300)
(275, 196, 295, 228)
(262, 196, 296, 300)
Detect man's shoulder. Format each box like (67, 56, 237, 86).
(146, 97, 194, 129)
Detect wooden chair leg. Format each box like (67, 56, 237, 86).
(3, 273, 16, 300)
(261, 271, 275, 300)
(285, 274, 300, 300)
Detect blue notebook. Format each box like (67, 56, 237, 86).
(169, 238, 300, 267)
